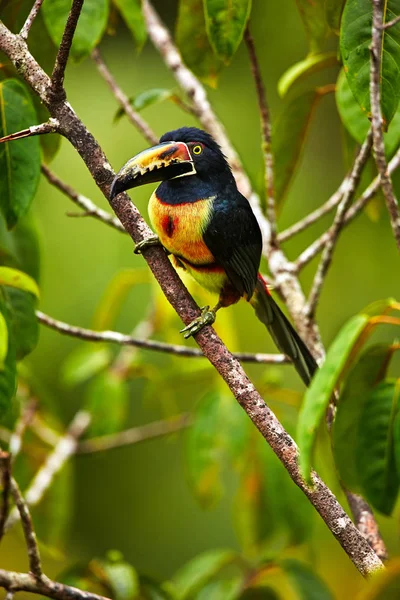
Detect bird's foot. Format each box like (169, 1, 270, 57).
(180, 306, 216, 339)
(134, 236, 163, 255)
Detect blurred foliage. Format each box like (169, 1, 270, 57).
(0, 0, 400, 599)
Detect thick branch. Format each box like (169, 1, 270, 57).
(91, 48, 158, 146)
(0, 570, 110, 600)
(0, 23, 384, 576)
(51, 0, 84, 96)
(305, 131, 373, 319)
(36, 310, 289, 365)
(370, 0, 400, 251)
(41, 165, 126, 232)
(244, 26, 277, 246)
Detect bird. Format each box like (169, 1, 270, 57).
(110, 126, 317, 385)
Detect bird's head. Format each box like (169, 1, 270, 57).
(110, 126, 233, 199)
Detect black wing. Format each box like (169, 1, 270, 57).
(203, 192, 262, 298)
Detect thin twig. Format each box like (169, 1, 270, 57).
(0, 120, 59, 144)
(244, 26, 277, 247)
(380, 13, 400, 29)
(5, 411, 90, 530)
(9, 478, 42, 579)
(19, 0, 45, 40)
(278, 179, 348, 243)
(41, 164, 126, 233)
(0, 570, 111, 600)
(0, 23, 384, 576)
(345, 490, 388, 561)
(36, 310, 289, 365)
(0, 451, 11, 542)
(78, 414, 191, 454)
(51, 0, 84, 95)
(370, 0, 400, 251)
(304, 130, 373, 318)
(295, 145, 400, 270)
(91, 48, 158, 146)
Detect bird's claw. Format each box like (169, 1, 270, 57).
(134, 235, 161, 254)
(180, 306, 216, 339)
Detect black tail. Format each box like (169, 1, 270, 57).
(250, 276, 318, 386)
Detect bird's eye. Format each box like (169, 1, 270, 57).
(192, 144, 203, 155)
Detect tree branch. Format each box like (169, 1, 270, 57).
(41, 164, 126, 233)
(78, 414, 191, 454)
(345, 490, 388, 561)
(370, 0, 400, 251)
(304, 130, 373, 319)
(244, 26, 277, 247)
(19, 0, 45, 40)
(0, 22, 384, 577)
(5, 411, 90, 530)
(36, 310, 289, 365)
(0, 451, 11, 542)
(0, 120, 59, 144)
(91, 48, 158, 146)
(51, 0, 84, 97)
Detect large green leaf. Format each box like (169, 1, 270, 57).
(175, 0, 223, 86)
(325, 0, 346, 35)
(43, 0, 109, 61)
(298, 313, 368, 480)
(278, 52, 338, 98)
(0, 266, 39, 298)
(295, 0, 330, 54)
(84, 370, 128, 437)
(203, 0, 252, 64)
(3, 288, 38, 360)
(0, 298, 17, 424)
(333, 344, 393, 491)
(171, 549, 237, 600)
(340, 0, 400, 126)
(0, 79, 41, 228)
(336, 68, 400, 157)
(357, 379, 400, 515)
(280, 559, 334, 600)
(273, 88, 322, 209)
(113, 0, 146, 48)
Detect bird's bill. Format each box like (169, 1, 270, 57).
(110, 141, 196, 199)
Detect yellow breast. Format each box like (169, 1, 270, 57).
(148, 192, 215, 264)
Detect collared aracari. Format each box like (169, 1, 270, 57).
(110, 127, 317, 385)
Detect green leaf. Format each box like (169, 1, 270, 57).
(278, 52, 338, 98)
(186, 391, 225, 507)
(336, 68, 400, 157)
(203, 0, 252, 64)
(356, 379, 400, 515)
(113, 0, 146, 48)
(297, 313, 369, 481)
(333, 344, 393, 491)
(0, 79, 41, 228)
(0, 298, 17, 424)
(62, 344, 111, 386)
(84, 370, 128, 437)
(295, 0, 330, 54)
(0, 266, 40, 298)
(280, 559, 334, 600)
(176, 0, 223, 86)
(196, 577, 244, 600)
(340, 0, 400, 126)
(273, 88, 323, 210)
(3, 288, 39, 360)
(171, 549, 237, 600)
(0, 311, 8, 370)
(96, 551, 139, 600)
(43, 0, 109, 61)
(325, 0, 346, 35)
(114, 89, 175, 123)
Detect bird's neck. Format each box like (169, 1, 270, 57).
(156, 173, 235, 205)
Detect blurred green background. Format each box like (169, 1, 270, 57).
(1, 0, 400, 598)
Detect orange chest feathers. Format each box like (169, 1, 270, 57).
(148, 192, 216, 264)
